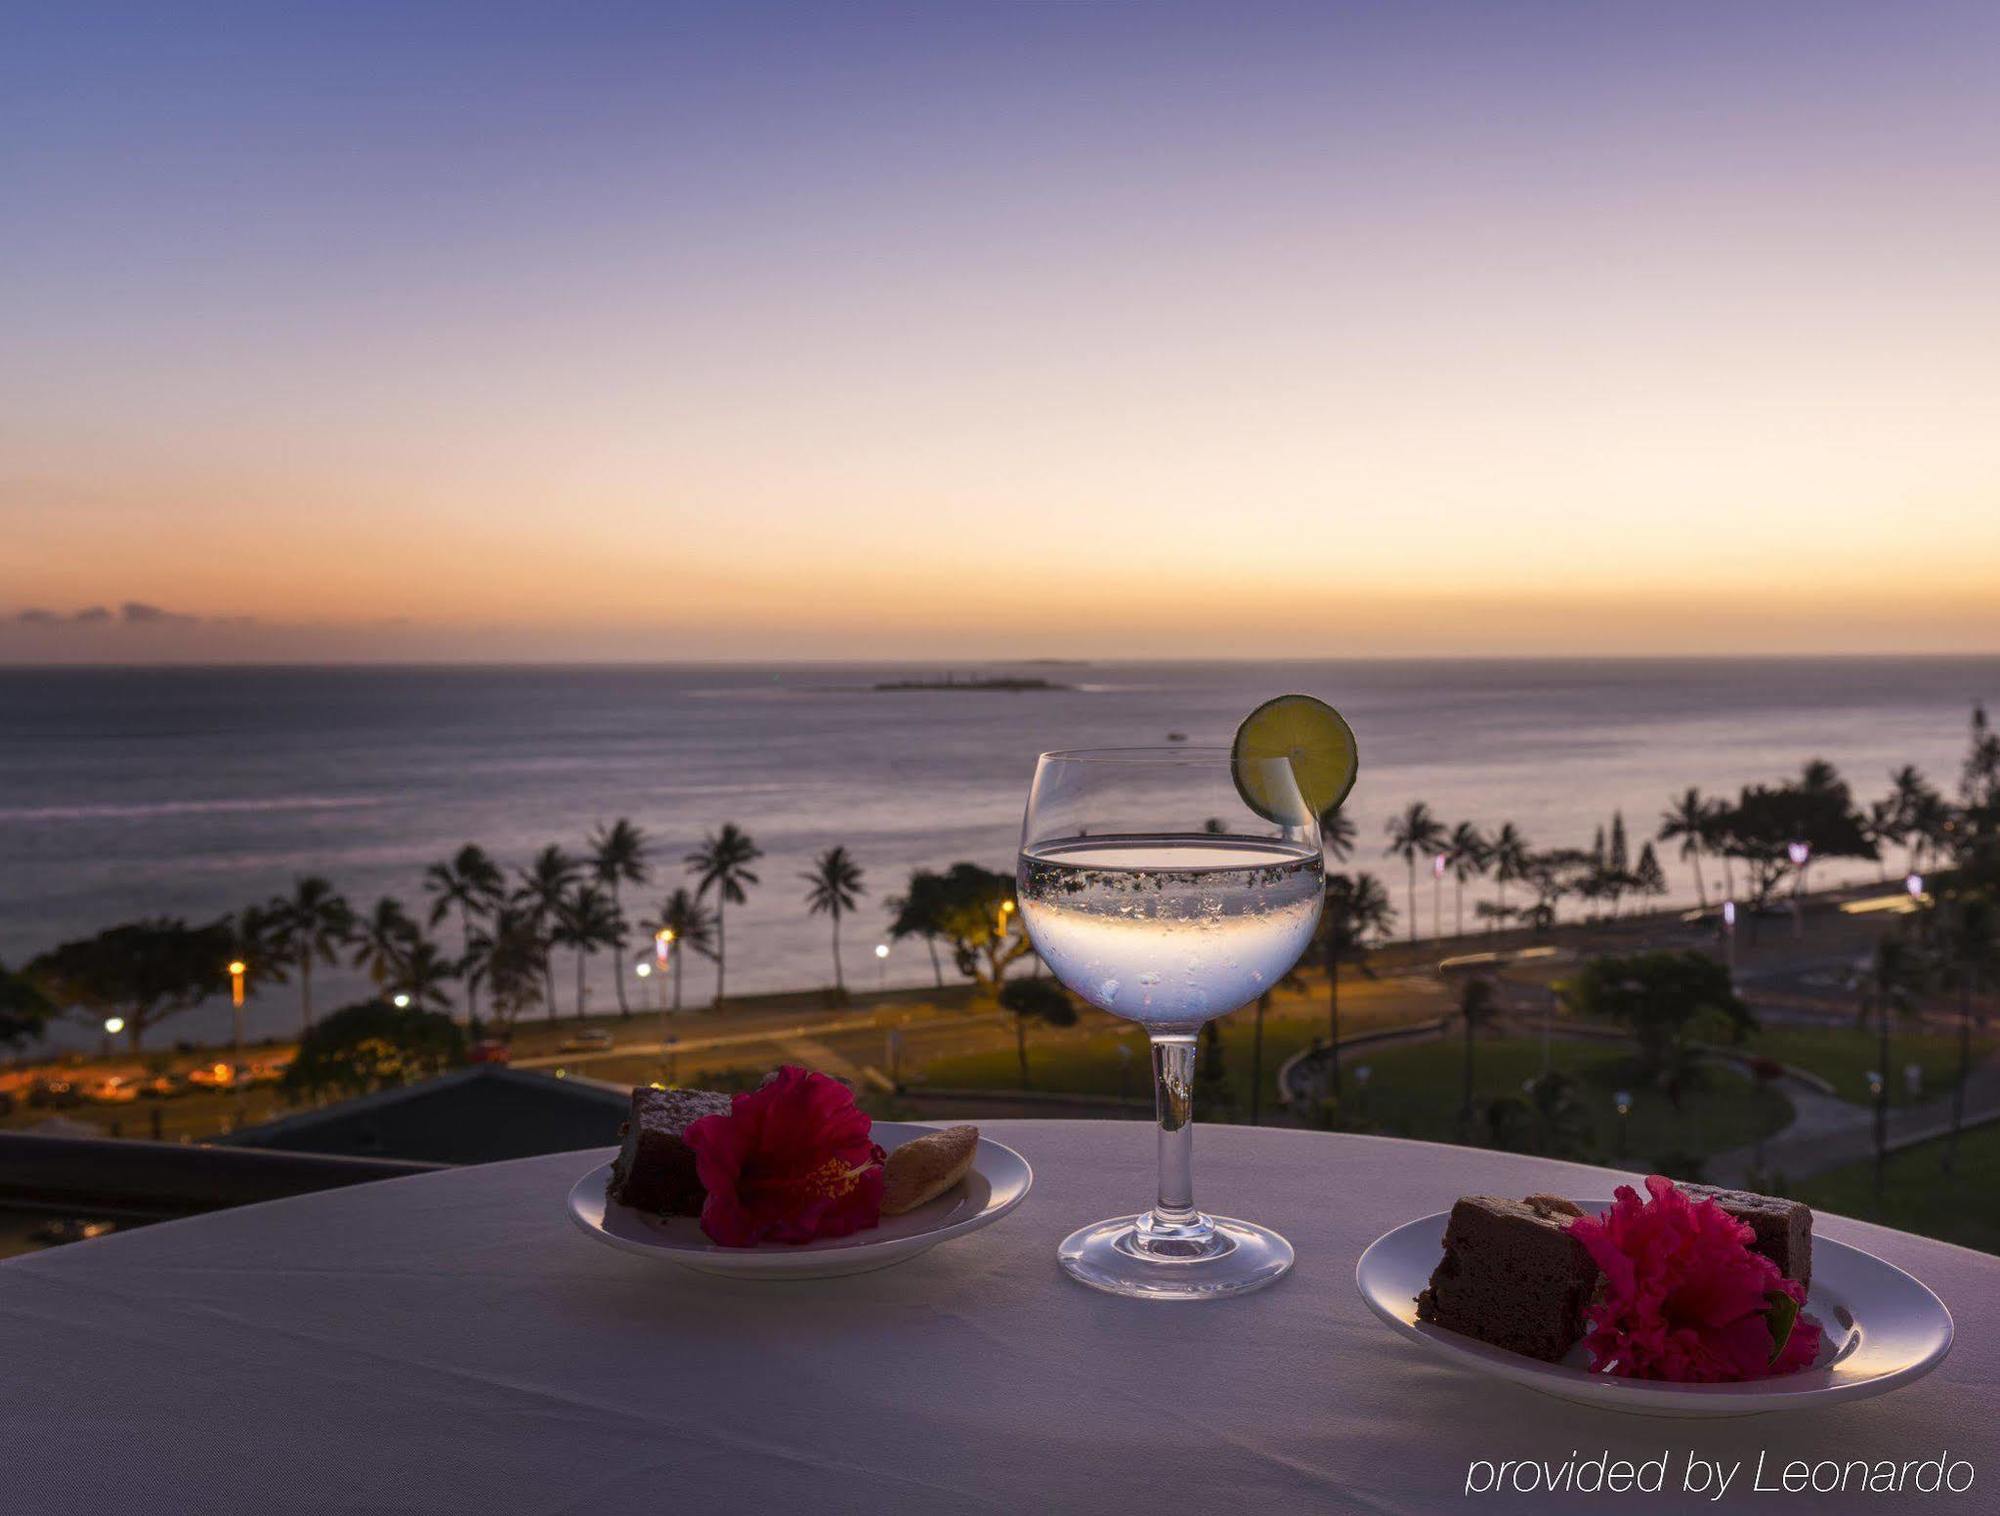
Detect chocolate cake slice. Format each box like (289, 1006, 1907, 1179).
(1679, 1183, 1813, 1292)
(606, 1086, 733, 1216)
(1415, 1195, 1598, 1363)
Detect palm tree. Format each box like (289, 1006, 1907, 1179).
(423, 844, 504, 1025)
(551, 884, 622, 1021)
(1249, 959, 1307, 1126)
(1446, 822, 1489, 939)
(389, 936, 458, 1013)
(1384, 802, 1446, 943)
(514, 845, 581, 1015)
(1940, 894, 1995, 1176)
(1865, 933, 1928, 1193)
(1700, 797, 1737, 903)
(686, 823, 762, 1005)
(801, 846, 866, 995)
(1908, 787, 1958, 876)
(1659, 788, 1711, 907)
(641, 888, 717, 1012)
(351, 897, 419, 988)
(1457, 976, 1500, 1137)
(1862, 796, 1902, 883)
(266, 877, 353, 1035)
(588, 820, 650, 1016)
(461, 905, 546, 1030)
(1487, 823, 1530, 930)
(1889, 766, 1934, 872)
(1318, 872, 1394, 1098)
(1320, 809, 1357, 864)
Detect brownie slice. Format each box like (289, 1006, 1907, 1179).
(1679, 1183, 1813, 1292)
(1415, 1195, 1599, 1363)
(606, 1086, 733, 1216)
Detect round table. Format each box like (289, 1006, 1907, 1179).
(4, 1122, 1994, 1513)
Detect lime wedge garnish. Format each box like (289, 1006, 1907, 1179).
(1232, 694, 1358, 822)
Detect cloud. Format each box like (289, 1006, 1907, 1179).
(6, 602, 248, 629)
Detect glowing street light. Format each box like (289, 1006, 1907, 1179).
(1787, 841, 1811, 938)
(655, 927, 675, 968)
(1613, 1088, 1633, 1156)
(391, 992, 412, 1010)
(1720, 898, 1737, 973)
(874, 941, 890, 992)
(104, 1016, 124, 1036)
(227, 959, 248, 1071)
(1906, 872, 1925, 901)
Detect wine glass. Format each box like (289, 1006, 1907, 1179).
(1017, 747, 1324, 1299)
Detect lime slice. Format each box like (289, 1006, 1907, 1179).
(1232, 694, 1358, 822)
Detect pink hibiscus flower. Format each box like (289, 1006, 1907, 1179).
(1566, 1175, 1821, 1382)
(684, 1066, 885, 1247)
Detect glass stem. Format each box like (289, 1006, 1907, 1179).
(1148, 1034, 1205, 1236)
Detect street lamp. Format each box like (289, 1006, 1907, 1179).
(102, 1015, 124, 1057)
(1787, 840, 1811, 938)
(227, 959, 248, 1071)
(1906, 872, 1925, 903)
(655, 927, 674, 968)
(1431, 853, 1447, 940)
(391, 992, 412, 1010)
(1721, 899, 1737, 973)
(1613, 1089, 1633, 1156)
(874, 941, 890, 992)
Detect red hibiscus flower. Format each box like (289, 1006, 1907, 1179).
(683, 1066, 884, 1247)
(1566, 1175, 1822, 1383)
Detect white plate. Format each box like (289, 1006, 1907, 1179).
(567, 1121, 1032, 1279)
(1356, 1201, 1953, 1418)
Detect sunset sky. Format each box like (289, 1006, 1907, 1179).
(5, 1, 1999, 662)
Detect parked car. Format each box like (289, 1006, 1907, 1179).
(559, 1030, 614, 1053)
(25, 1078, 82, 1109)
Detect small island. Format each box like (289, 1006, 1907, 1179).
(871, 673, 1071, 692)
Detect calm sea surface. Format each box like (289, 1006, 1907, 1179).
(3, 659, 1995, 1047)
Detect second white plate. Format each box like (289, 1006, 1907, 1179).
(1355, 1201, 1953, 1418)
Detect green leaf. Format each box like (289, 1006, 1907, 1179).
(1765, 1289, 1801, 1365)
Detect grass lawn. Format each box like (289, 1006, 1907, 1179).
(921, 1026, 1792, 1170)
(1744, 1026, 1996, 1108)
(1792, 1121, 2000, 1257)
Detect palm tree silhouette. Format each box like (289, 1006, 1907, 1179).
(351, 897, 419, 988)
(1384, 802, 1445, 943)
(886, 869, 950, 987)
(686, 823, 763, 1005)
(1317, 871, 1393, 1098)
(551, 884, 622, 1021)
(801, 845, 866, 995)
(1320, 809, 1357, 864)
(1456, 976, 1500, 1138)
(389, 936, 459, 1013)
(1862, 796, 1901, 882)
(1446, 821, 1489, 939)
(641, 888, 716, 1011)
(514, 845, 581, 1016)
(1487, 823, 1530, 930)
(267, 876, 354, 1035)
(462, 905, 546, 1030)
(423, 844, 505, 1026)
(588, 819, 650, 1016)
(1658, 788, 1711, 907)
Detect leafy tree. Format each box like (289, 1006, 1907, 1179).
(885, 869, 950, 988)
(265, 877, 355, 1034)
(424, 844, 505, 1025)
(0, 962, 55, 1050)
(686, 823, 763, 1005)
(588, 819, 650, 1016)
(1455, 976, 1499, 1134)
(514, 845, 582, 1014)
(281, 998, 466, 1101)
(551, 884, 622, 1019)
(1317, 872, 1393, 1096)
(1633, 841, 1668, 904)
(801, 845, 866, 995)
(1384, 801, 1446, 943)
(1659, 788, 1713, 908)
(1711, 776, 1874, 921)
(27, 918, 233, 1050)
(351, 897, 420, 988)
(1519, 847, 1592, 932)
(996, 978, 1076, 1087)
(932, 863, 1032, 989)
(1565, 950, 1756, 1096)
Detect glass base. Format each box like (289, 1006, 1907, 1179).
(1057, 1212, 1294, 1301)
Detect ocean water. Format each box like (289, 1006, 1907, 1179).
(2, 658, 1994, 1048)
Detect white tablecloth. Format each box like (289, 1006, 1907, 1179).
(3, 1122, 1995, 1514)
